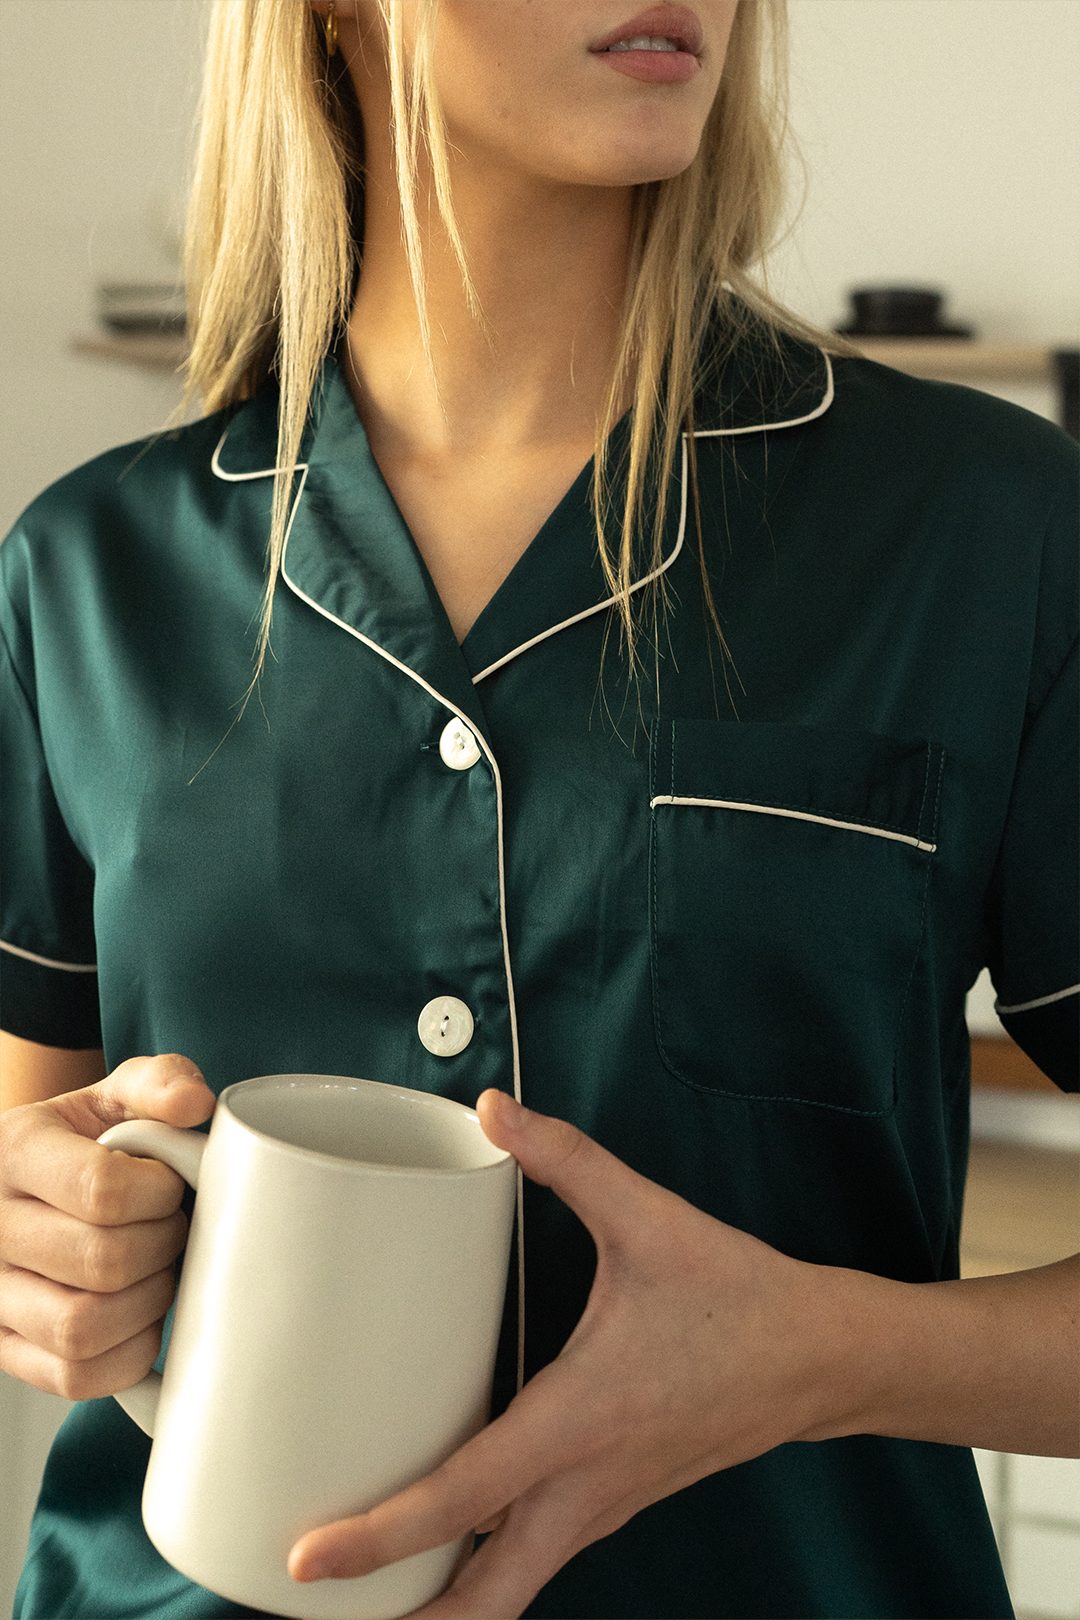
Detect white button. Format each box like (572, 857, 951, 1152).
(439, 718, 481, 771)
(417, 996, 474, 1057)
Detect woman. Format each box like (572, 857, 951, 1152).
(0, 2, 1076, 1617)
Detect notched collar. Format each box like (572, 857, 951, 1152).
(209, 384, 283, 480)
(206, 315, 833, 695)
(284, 362, 491, 732)
(690, 311, 834, 437)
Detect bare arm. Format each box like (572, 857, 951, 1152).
(796, 1253, 1078, 1457)
(288, 1093, 1079, 1617)
(0, 1032, 107, 1110)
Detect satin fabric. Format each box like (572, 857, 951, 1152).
(3, 320, 1076, 1618)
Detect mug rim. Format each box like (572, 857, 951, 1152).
(217, 1073, 515, 1178)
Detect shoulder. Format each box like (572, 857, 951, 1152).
(697, 322, 1077, 703)
(822, 354, 1077, 616)
(5, 409, 229, 545)
(697, 311, 1077, 518)
(823, 351, 1078, 509)
(0, 390, 278, 617)
(821, 353, 1077, 705)
(0, 389, 284, 688)
(697, 316, 1077, 555)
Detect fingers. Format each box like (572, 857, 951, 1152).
(0, 1261, 177, 1362)
(0, 1111, 190, 1225)
(0, 1313, 167, 1402)
(347, 1474, 618, 1620)
(0, 1256, 177, 1398)
(0, 1052, 205, 1399)
(1, 1197, 188, 1291)
(412, 1489, 588, 1620)
(0, 1054, 214, 1223)
(289, 1381, 565, 1583)
(472, 1509, 508, 1535)
(288, 1458, 510, 1584)
(475, 1090, 658, 1240)
(53, 1052, 216, 1136)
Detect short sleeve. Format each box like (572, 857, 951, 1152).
(987, 639, 1079, 1092)
(1, 623, 101, 1048)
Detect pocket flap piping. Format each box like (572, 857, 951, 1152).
(649, 795, 937, 852)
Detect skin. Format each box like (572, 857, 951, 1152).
(0, 6, 1076, 1619)
(338, 0, 738, 639)
(0, 1053, 207, 1398)
(0, 1033, 106, 1110)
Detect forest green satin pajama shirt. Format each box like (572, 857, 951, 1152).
(2, 325, 1077, 1619)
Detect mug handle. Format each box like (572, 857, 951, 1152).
(96, 1120, 209, 1437)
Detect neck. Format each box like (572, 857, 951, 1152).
(345, 89, 634, 462)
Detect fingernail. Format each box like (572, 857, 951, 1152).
(490, 1090, 525, 1130)
(295, 1558, 333, 1583)
(165, 1063, 205, 1085)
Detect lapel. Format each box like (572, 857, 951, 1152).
(690, 312, 834, 437)
(458, 412, 686, 684)
(462, 314, 833, 682)
(209, 312, 833, 703)
(213, 357, 490, 736)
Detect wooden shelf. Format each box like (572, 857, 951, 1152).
(852, 339, 1055, 384)
(971, 1035, 1057, 1093)
(71, 333, 188, 373)
(961, 1137, 1079, 1276)
(74, 331, 1065, 390)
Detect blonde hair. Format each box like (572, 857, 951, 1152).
(184, 0, 818, 676)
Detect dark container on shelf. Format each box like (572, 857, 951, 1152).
(1052, 349, 1079, 441)
(838, 286, 973, 339)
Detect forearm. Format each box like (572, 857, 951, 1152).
(0, 1033, 107, 1110)
(806, 1253, 1079, 1457)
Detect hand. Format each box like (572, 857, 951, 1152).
(0, 1055, 216, 1399)
(289, 1090, 840, 1618)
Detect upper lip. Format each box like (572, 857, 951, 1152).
(589, 6, 705, 56)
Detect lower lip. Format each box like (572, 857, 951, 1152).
(593, 49, 701, 83)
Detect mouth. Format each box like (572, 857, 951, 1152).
(589, 6, 704, 83)
(590, 6, 704, 59)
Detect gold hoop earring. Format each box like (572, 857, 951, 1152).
(324, 3, 339, 57)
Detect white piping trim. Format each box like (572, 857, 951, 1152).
(212, 353, 833, 684)
(278, 502, 526, 1391)
(211, 429, 306, 483)
(471, 433, 691, 685)
(693, 352, 835, 439)
(650, 794, 937, 853)
(470, 355, 833, 683)
(210, 352, 834, 490)
(996, 983, 1080, 1017)
(0, 939, 97, 972)
(212, 352, 832, 1374)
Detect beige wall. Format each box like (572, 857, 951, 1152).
(1, 3, 1078, 1615)
(0, 0, 201, 534)
(774, 0, 1080, 343)
(1, 0, 1078, 537)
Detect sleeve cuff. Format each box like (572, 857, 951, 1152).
(0, 947, 102, 1047)
(999, 993, 1079, 1093)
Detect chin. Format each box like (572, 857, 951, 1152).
(594, 149, 701, 187)
(582, 124, 704, 188)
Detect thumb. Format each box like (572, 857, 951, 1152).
(476, 1089, 645, 1235)
(53, 1053, 216, 1139)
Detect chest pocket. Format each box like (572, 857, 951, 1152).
(649, 721, 944, 1114)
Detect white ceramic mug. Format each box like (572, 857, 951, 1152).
(97, 1074, 517, 1620)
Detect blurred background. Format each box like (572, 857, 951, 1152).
(1, 2, 1078, 1616)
